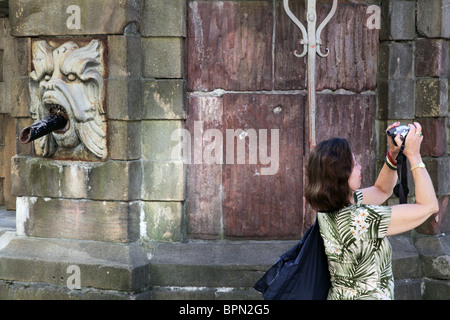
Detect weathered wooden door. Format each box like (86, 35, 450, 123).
(185, 0, 379, 240)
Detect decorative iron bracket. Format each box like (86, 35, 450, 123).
(283, 0, 338, 149)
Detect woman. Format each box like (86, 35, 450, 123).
(305, 122, 439, 300)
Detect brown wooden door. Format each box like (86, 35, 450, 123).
(185, 1, 379, 240)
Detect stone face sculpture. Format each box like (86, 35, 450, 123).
(27, 39, 107, 160)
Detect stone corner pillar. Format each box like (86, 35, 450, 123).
(0, 0, 151, 300)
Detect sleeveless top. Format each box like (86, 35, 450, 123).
(317, 190, 394, 300)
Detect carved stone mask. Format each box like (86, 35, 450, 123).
(29, 39, 107, 160)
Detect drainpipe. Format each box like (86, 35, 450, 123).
(283, 0, 338, 149)
(19, 113, 68, 144)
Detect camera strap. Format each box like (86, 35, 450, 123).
(393, 144, 409, 204)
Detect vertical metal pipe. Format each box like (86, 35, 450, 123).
(306, 0, 317, 149)
(283, 0, 338, 150)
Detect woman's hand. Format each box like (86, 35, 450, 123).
(385, 122, 402, 160)
(403, 122, 424, 163)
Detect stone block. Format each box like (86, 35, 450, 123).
(11, 37, 31, 77)
(377, 80, 415, 119)
(0, 236, 149, 291)
(379, 42, 414, 80)
(0, 49, 3, 82)
(141, 160, 185, 201)
(0, 83, 5, 114)
(380, 0, 416, 40)
(415, 39, 448, 78)
(2, 115, 17, 210)
(148, 241, 296, 287)
(14, 117, 33, 156)
(108, 120, 141, 160)
(11, 156, 142, 201)
(0, 113, 4, 146)
(393, 279, 422, 300)
(389, 236, 421, 280)
(16, 196, 140, 243)
(106, 79, 142, 120)
(0, 178, 4, 206)
(9, 77, 29, 118)
(416, 117, 447, 157)
(414, 234, 450, 280)
(0, 18, 9, 50)
(416, 78, 448, 118)
(417, 0, 450, 39)
(141, 120, 184, 161)
(9, 0, 143, 36)
(142, 0, 186, 37)
(422, 278, 450, 300)
(142, 37, 183, 79)
(142, 80, 186, 120)
(107, 35, 142, 79)
(141, 201, 182, 241)
(423, 156, 450, 196)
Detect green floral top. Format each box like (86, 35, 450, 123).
(317, 190, 394, 300)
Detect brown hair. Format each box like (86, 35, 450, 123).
(305, 138, 354, 212)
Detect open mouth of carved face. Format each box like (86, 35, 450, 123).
(44, 103, 70, 133)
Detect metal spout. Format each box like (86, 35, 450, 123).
(19, 113, 68, 144)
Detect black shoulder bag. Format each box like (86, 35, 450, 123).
(253, 218, 331, 300)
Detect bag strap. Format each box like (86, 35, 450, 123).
(393, 144, 408, 204)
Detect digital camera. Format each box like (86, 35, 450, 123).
(387, 125, 410, 146)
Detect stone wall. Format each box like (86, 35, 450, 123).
(377, 0, 450, 299)
(0, 0, 187, 241)
(0, 0, 448, 300)
(0, 0, 187, 299)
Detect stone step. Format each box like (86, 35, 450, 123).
(147, 236, 424, 300)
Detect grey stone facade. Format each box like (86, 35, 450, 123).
(0, 0, 448, 300)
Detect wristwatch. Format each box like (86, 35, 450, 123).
(411, 162, 425, 172)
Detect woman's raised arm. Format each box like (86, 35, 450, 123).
(386, 123, 439, 236)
